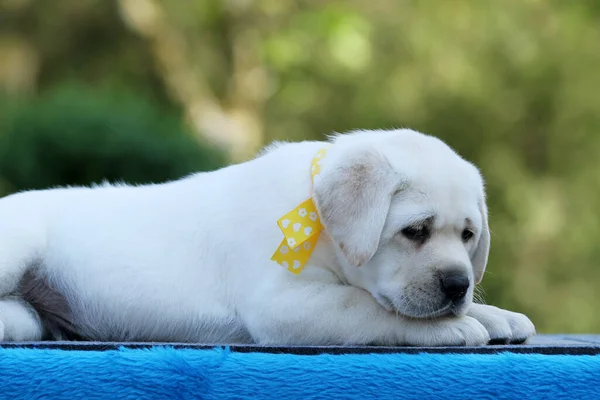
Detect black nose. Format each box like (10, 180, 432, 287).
(440, 272, 470, 301)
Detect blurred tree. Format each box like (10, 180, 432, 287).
(0, 84, 226, 194)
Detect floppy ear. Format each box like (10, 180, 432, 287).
(471, 199, 490, 284)
(313, 148, 399, 268)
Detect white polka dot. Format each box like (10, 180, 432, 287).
(281, 261, 289, 269)
(293, 246, 301, 253)
(293, 260, 302, 269)
(298, 208, 307, 217)
(309, 212, 318, 221)
(280, 246, 289, 254)
(293, 223, 301, 232)
(303, 242, 311, 250)
(304, 227, 312, 236)
(281, 219, 290, 228)
(287, 238, 296, 247)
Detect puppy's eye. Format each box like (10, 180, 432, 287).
(401, 226, 430, 243)
(461, 229, 474, 242)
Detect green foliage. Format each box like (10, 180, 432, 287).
(0, 85, 226, 195)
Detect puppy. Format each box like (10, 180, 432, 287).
(0, 129, 535, 345)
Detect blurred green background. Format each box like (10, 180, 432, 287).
(1, 0, 599, 334)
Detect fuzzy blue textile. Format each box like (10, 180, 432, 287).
(0, 347, 599, 399)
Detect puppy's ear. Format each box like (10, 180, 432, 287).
(313, 148, 399, 268)
(471, 199, 490, 284)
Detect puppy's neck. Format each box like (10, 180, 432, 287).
(303, 231, 350, 285)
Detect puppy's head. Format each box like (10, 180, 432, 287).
(313, 129, 490, 318)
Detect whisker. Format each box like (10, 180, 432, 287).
(473, 285, 487, 305)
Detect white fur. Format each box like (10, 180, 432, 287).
(0, 129, 535, 345)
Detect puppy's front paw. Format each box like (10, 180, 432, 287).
(403, 315, 490, 346)
(467, 304, 536, 344)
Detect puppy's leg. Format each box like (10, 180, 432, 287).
(243, 283, 490, 346)
(467, 303, 536, 344)
(0, 193, 44, 296)
(0, 193, 46, 341)
(0, 298, 44, 341)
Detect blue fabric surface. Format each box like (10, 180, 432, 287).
(0, 347, 599, 399)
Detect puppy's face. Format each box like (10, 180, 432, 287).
(314, 129, 490, 319)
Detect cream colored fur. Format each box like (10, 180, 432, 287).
(0, 129, 535, 346)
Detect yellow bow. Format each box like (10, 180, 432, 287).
(271, 148, 328, 274)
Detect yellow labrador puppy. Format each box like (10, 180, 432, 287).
(0, 129, 535, 345)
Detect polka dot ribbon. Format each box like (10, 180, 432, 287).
(271, 148, 328, 274)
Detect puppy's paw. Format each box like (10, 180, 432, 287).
(467, 304, 536, 344)
(403, 315, 490, 346)
(0, 300, 44, 341)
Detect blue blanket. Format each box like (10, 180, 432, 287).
(0, 346, 598, 399)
